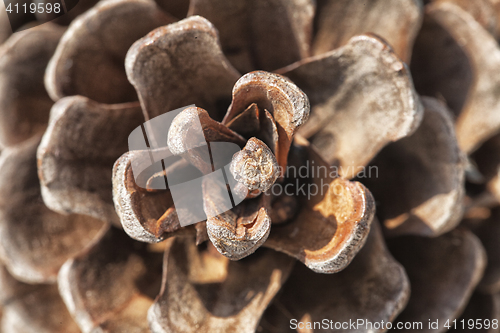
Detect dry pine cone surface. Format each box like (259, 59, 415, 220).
(0, 0, 500, 332)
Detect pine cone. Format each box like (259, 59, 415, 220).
(0, 0, 499, 332)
